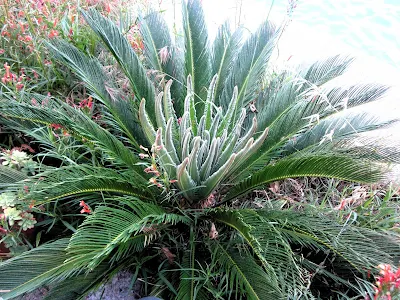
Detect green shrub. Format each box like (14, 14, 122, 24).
(0, 0, 399, 299)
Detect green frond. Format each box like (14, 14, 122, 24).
(220, 20, 277, 114)
(139, 11, 171, 73)
(82, 9, 156, 120)
(225, 154, 382, 202)
(211, 21, 230, 76)
(238, 209, 306, 296)
(0, 166, 27, 188)
(0, 239, 134, 300)
(209, 208, 307, 296)
(18, 166, 153, 204)
(0, 239, 74, 299)
(284, 112, 400, 164)
(175, 226, 205, 300)
(67, 198, 190, 270)
(285, 112, 398, 154)
(300, 55, 355, 87)
(47, 39, 144, 148)
(182, 0, 212, 102)
(210, 242, 282, 300)
(0, 95, 146, 177)
(139, 11, 186, 110)
(234, 79, 390, 180)
(253, 207, 400, 273)
(212, 23, 244, 105)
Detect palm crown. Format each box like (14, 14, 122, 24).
(0, 1, 399, 299)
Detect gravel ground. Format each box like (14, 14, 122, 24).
(86, 271, 142, 300)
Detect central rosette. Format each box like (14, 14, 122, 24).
(139, 75, 269, 203)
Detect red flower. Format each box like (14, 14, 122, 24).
(79, 200, 91, 214)
(48, 30, 59, 39)
(87, 96, 93, 109)
(16, 83, 24, 90)
(50, 123, 63, 130)
(2, 62, 16, 84)
(78, 96, 93, 109)
(374, 264, 400, 299)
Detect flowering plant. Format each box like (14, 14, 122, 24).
(374, 264, 400, 300)
(0, 149, 38, 257)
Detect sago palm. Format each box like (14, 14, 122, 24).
(0, 1, 399, 299)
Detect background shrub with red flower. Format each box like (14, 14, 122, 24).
(0, 0, 144, 95)
(374, 264, 400, 300)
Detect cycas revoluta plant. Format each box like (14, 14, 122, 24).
(0, 1, 399, 299)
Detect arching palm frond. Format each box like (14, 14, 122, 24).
(11, 166, 153, 205)
(220, 20, 277, 113)
(82, 8, 156, 119)
(209, 208, 304, 296)
(0, 239, 74, 299)
(225, 154, 382, 202)
(235, 75, 392, 180)
(251, 207, 400, 273)
(182, 0, 212, 103)
(0, 95, 146, 177)
(0, 166, 27, 188)
(47, 39, 145, 148)
(210, 242, 283, 300)
(211, 22, 244, 106)
(66, 198, 190, 270)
